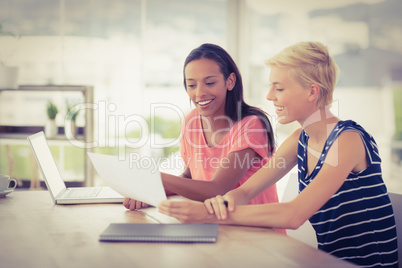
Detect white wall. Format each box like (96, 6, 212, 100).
(333, 86, 395, 182)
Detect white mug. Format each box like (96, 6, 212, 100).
(0, 174, 17, 192)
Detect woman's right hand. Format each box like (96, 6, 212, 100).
(204, 193, 236, 220)
(123, 197, 150, 210)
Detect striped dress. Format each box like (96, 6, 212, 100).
(298, 120, 398, 267)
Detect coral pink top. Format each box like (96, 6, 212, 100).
(180, 109, 279, 205)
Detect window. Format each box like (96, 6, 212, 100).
(1, 0, 401, 194)
(0, 0, 227, 184)
(240, 0, 402, 193)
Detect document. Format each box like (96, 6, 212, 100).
(87, 152, 167, 207)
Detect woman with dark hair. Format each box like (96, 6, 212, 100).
(159, 41, 398, 267)
(183, 43, 275, 152)
(124, 43, 280, 215)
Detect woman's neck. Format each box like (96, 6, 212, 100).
(201, 115, 234, 133)
(200, 115, 234, 147)
(300, 107, 339, 143)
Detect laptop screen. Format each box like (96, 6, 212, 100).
(28, 132, 66, 198)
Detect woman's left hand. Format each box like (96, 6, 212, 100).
(158, 200, 216, 223)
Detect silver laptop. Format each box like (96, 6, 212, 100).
(27, 131, 124, 204)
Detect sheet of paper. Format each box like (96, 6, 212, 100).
(139, 196, 187, 224)
(87, 152, 167, 207)
(139, 207, 181, 224)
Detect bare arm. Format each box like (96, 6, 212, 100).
(203, 129, 301, 218)
(124, 147, 261, 209)
(158, 129, 301, 221)
(161, 147, 261, 201)
(159, 131, 367, 229)
(163, 167, 192, 196)
(230, 129, 301, 204)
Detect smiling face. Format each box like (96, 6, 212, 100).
(184, 58, 234, 119)
(266, 67, 317, 125)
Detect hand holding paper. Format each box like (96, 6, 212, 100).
(87, 152, 167, 207)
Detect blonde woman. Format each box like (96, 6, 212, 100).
(159, 41, 398, 267)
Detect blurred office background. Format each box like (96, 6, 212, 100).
(0, 0, 401, 193)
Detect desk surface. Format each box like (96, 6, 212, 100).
(0, 191, 357, 268)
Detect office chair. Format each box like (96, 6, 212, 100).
(389, 192, 402, 268)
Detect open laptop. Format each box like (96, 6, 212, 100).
(27, 131, 124, 204)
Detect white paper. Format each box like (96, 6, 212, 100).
(87, 152, 167, 207)
(139, 196, 187, 224)
(139, 207, 181, 224)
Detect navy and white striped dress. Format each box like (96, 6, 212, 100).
(298, 120, 398, 267)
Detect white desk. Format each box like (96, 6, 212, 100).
(0, 191, 357, 268)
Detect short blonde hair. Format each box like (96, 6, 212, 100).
(265, 41, 339, 109)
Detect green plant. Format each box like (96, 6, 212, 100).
(0, 24, 19, 38)
(46, 101, 58, 120)
(126, 116, 181, 139)
(66, 102, 80, 121)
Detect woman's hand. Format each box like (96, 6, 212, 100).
(204, 193, 235, 220)
(158, 200, 215, 223)
(123, 197, 150, 210)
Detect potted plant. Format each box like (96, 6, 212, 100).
(65, 102, 80, 138)
(45, 101, 59, 138)
(0, 24, 20, 89)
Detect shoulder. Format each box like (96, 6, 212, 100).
(337, 130, 365, 154)
(236, 115, 266, 129)
(183, 109, 200, 126)
(181, 109, 200, 142)
(337, 120, 369, 136)
(230, 115, 268, 139)
(326, 124, 367, 168)
(338, 129, 362, 141)
(184, 108, 199, 120)
(335, 120, 370, 149)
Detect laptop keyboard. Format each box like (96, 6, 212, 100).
(64, 187, 102, 199)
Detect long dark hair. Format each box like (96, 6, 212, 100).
(183, 43, 275, 155)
